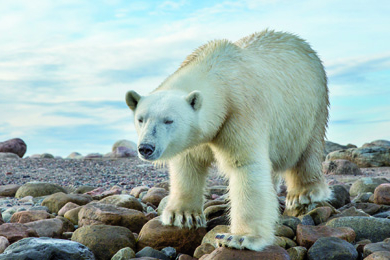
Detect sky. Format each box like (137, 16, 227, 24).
(0, 0, 389, 157)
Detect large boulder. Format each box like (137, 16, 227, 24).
(0, 237, 95, 260)
(15, 182, 67, 198)
(0, 138, 27, 158)
(78, 202, 147, 233)
(138, 218, 207, 256)
(362, 140, 390, 148)
(71, 224, 135, 260)
(326, 147, 390, 167)
(41, 192, 93, 214)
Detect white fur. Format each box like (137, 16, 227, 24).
(126, 29, 331, 251)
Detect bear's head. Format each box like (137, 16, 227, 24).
(126, 90, 202, 162)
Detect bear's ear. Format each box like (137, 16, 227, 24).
(185, 91, 202, 111)
(125, 90, 141, 111)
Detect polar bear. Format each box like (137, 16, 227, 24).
(125, 30, 331, 251)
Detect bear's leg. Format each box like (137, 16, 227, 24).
(161, 146, 212, 228)
(216, 162, 279, 251)
(285, 139, 331, 216)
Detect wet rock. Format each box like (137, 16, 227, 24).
(71, 224, 135, 260)
(135, 247, 170, 260)
(0, 237, 95, 260)
(111, 247, 136, 260)
(329, 185, 351, 209)
(141, 187, 168, 207)
(199, 246, 290, 260)
(0, 184, 21, 197)
(349, 178, 389, 197)
(296, 224, 355, 248)
(15, 182, 67, 198)
(10, 210, 54, 223)
(99, 194, 143, 212)
(307, 237, 358, 260)
(374, 183, 390, 205)
(138, 218, 207, 256)
(41, 192, 93, 214)
(0, 223, 38, 243)
(78, 202, 147, 233)
(322, 159, 362, 175)
(0, 138, 27, 158)
(194, 243, 215, 259)
(326, 216, 390, 242)
(287, 246, 307, 260)
(363, 241, 390, 258)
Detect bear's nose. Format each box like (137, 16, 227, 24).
(138, 144, 155, 157)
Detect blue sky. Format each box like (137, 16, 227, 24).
(0, 0, 389, 157)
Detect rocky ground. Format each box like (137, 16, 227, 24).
(0, 139, 390, 260)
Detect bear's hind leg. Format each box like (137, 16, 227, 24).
(285, 139, 331, 216)
(161, 145, 212, 228)
(216, 162, 279, 251)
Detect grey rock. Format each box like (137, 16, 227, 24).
(135, 246, 170, 260)
(322, 159, 362, 175)
(307, 237, 358, 260)
(279, 215, 301, 233)
(0, 237, 95, 260)
(161, 247, 176, 259)
(111, 247, 136, 260)
(299, 214, 315, 226)
(363, 241, 390, 258)
(329, 185, 351, 209)
(349, 178, 389, 197)
(0, 153, 20, 159)
(362, 140, 390, 148)
(326, 216, 390, 242)
(326, 147, 390, 167)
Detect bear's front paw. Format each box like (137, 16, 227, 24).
(161, 208, 206, 229)
(215, 233, 270, 251)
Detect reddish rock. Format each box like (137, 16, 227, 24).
(78, 202, 147, 233)
(0, 138, 27, 158)
(306, 206, 334, 225)
(141, 187, 168, 207)
(24, 218, 64, 238)
(374, 183, 390, 205)
(0, 184, 21, 197)
(199, 246, 290, 260)
(0, 223, 38, 243)
(10, 210, 54, 224)
(178, 255, 197, 260)
(58, 202, 80, 216)
(194, 243, 216, 259)
(137, 218, 207, 255)
(296, 224, 356, 248)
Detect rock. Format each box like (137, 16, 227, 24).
(86, 187, 122, 200)
(364, 251, 390, 260)
(130, 186, 149, 198)
(40, 153, 54, 159)
(322, 159, 362, 175)
(352, 192, 373, 203)
(10, 210, 54, 223)
(326, 216, 390, 242)
(202, 225, 229, 246)
(71, 224, 135, 260)
(287, 246, 307, 260)
(199, 246, 290, 260)
(74, 185, 96, 194)
(58, 202, 80, 216)
(41, 192, 93, 214)
(24, 218, 65, 238)
(329, 185, 351, 209)
(296, 224, 355, 248)
(279, 215, 301, 233)
(0, 152, 20, 159)
(0, 223, 38, 243)
(179, 254, 197, 260)
(78, 202, 147, 233)
(138, 218, 207, 256)
(135, 247, 170, 260)
(0, 236, 10, 254)
(204, 204, 228, 221)
(331, 206, 370, 219)
(111, 247, 136, 260)
(15, 182, 67, 198)
(307, 237, 358, 260)
(161, 247, 176, 259)
(324, 141, 355, 157)
(84, 153, 103, 159)
(157, 196, 169, 215)
(67, 152, 83, 159)
(64, 206, 82, 225)
(206, 215, 229, 231)
(154, 181, 170, 191)
(306, 206, 334, 225)
(299, 214, 315, 226)
(326, 147, 390, 167)
(0, 138, 27, 158)
(363, 241, 390, 258)
(362, 140, 390, 148)
(114, 146, 137, 158)
(99, 194, 143, 212)
(141, 187, 168, 207)
(349, 178, 389, 197)
(194, 243, 216, 259)
(275, 225, 295, 239)
(206, 186, 228, 196)
(112, 139, 137, 152)
(374, 183, 390, 205)
(0, 184, 21, 197)
(0, 237, 95, 260)
(339, 202, 381, 215)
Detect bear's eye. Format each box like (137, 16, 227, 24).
(138, 118, 143, 124)
(164, 119, 173, 125)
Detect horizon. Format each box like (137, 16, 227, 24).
(1, 1, 389, 157)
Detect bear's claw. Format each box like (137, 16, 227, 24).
(161, 210, 206, 229)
